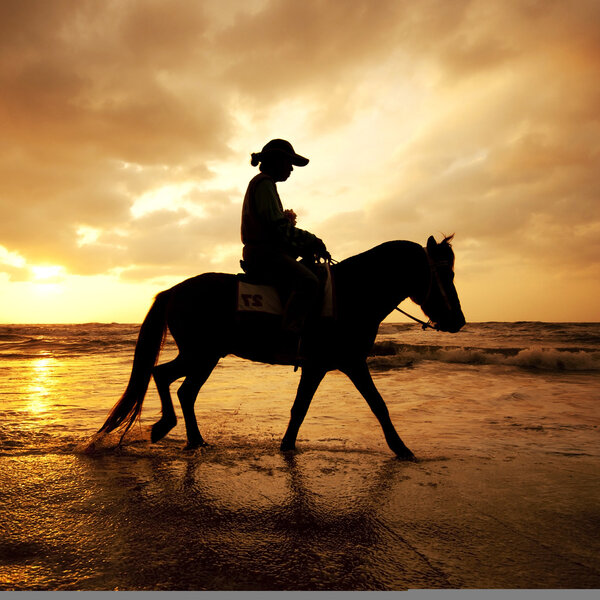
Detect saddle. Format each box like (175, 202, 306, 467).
(236, 260, 335, 319)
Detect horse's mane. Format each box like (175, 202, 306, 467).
(331, 236, 456, 280)
(334, 240, 421, 271)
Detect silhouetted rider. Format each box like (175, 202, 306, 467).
(241, 139, 330, 337)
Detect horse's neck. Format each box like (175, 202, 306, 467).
(333, 241, 426, 324)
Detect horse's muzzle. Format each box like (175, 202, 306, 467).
(436, 314, 466, 334)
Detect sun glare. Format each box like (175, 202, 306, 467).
(31, 265, 65, 281)
(29, 265, 66, 298)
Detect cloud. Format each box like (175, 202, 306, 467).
(345, 0, 600, 279)
(215, 0, 407, 100)
(0, 0, 235, 280)
(0, 0, 598, 322)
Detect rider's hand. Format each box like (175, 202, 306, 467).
(320, 249, 332, 263)
(313, 239, 331, 263)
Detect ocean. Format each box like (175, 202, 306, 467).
(1, 321, 598, 458)
(1, 321, 599, 589)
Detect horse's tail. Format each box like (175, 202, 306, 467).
(98, 290, 170, 437)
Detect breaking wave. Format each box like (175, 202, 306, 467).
(369, 342, 600, 372)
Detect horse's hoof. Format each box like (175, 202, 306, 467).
(280, 440, 296, 452)
(184, 440, 209, 451)
(151, 417, 176, 443)
(395, 448, 417, 461)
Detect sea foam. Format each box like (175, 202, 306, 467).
(369, 342, 600, 372)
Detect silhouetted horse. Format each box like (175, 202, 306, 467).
(99, 236, 465, 458)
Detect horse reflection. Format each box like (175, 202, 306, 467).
(90, 450, 452, 589)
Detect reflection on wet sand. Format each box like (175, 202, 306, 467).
(2, 446, 600, 590)
(5, 449, 431, 590)
(72, 449, 446, 590)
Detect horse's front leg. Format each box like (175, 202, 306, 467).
(281, 364, 327, 452)
(342, 361, 415, 460)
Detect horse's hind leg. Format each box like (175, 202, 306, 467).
(151, 356, 186, 443)
(177, 355, 219, 449)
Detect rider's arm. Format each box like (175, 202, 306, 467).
(253, 179, 320, 256)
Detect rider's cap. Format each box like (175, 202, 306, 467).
(259, 139, 309, 167)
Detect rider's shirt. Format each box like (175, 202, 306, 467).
(241, 173, 317, 262)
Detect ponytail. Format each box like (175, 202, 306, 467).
(250, 152, 261, 167)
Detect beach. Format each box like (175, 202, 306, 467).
(1, 322, 599, 590)
(2, 446, 598, 589)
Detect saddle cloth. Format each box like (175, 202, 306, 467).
(237, 263, 334, 318)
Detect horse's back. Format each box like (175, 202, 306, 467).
(167, 272, 238, 326)
(165, 271, 286, 362)
(172, 271, 237, 293)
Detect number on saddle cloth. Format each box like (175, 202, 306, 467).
(237, 260, 334, 318)
(237, 281, 284, 315)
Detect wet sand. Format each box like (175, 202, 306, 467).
(1, 444, 598, 590)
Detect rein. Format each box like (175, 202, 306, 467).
(393, 306, 436, 330)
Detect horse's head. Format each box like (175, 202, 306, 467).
(412, 235, 465, 333)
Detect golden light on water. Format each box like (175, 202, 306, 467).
(33, 357, 51, 369)
(26, 357, 54, 414)
(27, 398, 47, 414)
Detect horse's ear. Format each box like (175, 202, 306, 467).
(426, 236, 437, 251)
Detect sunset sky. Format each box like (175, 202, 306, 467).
(1, 0, 599, 323)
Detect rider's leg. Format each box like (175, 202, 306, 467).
(271, 254, 319, 334)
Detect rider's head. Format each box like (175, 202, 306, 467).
(251, 139, 309, 182)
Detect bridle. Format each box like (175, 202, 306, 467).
(394, 247, 453, 330)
